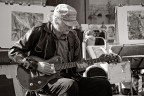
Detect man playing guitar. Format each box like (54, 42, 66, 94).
(8, 4, 114, 96)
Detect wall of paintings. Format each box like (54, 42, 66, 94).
(0, 3, 55, 48)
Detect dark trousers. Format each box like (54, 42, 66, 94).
(47, 77, 112, 96)
(78, 77, 112, 96)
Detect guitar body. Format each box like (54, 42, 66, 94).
(17, 56, 63, 91)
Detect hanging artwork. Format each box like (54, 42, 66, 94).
(12, 11, 44, 41)
(116, 5, 144, 44)
(127, 11, 144, 40)
(0, 3, 55, 48)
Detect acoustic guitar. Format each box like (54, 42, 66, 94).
(17, 54, 120, 91)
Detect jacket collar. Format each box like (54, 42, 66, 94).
(42, 21, 53, 34)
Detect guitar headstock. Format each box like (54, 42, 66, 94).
(99, 54, 122, 63)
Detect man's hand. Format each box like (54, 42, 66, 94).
(37, 62, 56, 75)
(76, 62, 88, 72)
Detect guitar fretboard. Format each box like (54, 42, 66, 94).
(55, 55, 118, 71)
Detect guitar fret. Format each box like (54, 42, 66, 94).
(77, 61, 82, 64)
(94, 59, 98, 63)
(69, 62, 72, 68)
(86, 59, 93, 65)
(73, 62, 76, 67)
(90, 59, 94, 64)
(55, 65, 59, 71)
(65, 63, 70, 69)
(64, 63, 68, 69)
(97, 58, 100, 63)
(65, 63, 68, 69)
(59, 64, 63, 70)
(69, 62, 74, 68)
(62, 63, 65, 69)
(71, 62, 74, 68)
(61, 64, 65, 70)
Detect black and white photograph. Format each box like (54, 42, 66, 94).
(0, 0, 144, 96)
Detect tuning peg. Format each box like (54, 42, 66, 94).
(5, 1, 9, 5)
(27, 3, 31, 6)
(10, 1, 13, 5)
(19, 2, 22, 5)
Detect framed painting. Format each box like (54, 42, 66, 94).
(11, 11, 44, 41)
(116, 5, 144, 44)
(0, 3, 55, 48)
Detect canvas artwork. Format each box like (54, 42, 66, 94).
(116, 5, 144, 44)
(0, 3, 55, 48)
(11, 11, 44, 41)
(127, 11, 144, 40)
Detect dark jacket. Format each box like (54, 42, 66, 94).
(8, 22, 82, 70)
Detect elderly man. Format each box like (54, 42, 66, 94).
(8, 4, 112, 96)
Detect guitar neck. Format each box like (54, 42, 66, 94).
(55, 57, 106, 71)
(30, 55, 118, 71)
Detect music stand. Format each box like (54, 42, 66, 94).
(122, 55, 144, 95)
(122, 55, 144, 69)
